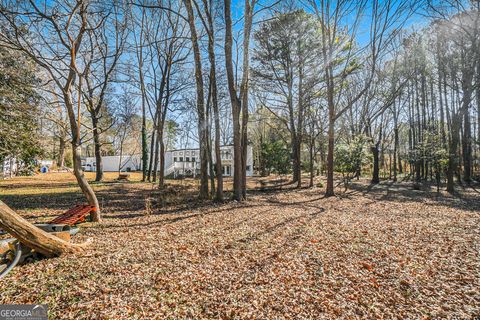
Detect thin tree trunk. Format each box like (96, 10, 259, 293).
(447, 68, 474, 193)
(462, 110, 472, 183)
(159, 139, 165, 188)
(206, 92, 215, 195)
(209, 35, 223, 201)
(371, 143, 380, 184)
(324, 63, 335, 196)
(147, 128, 156, 182)
(240, 0, 254, 199)
(58, 134, 66, 168)
(184, 0, 209, 199)
(152, 129, 160, 183)
(309, 141, 314, 187)
(90, 112, 103, 182)
(224, 0, 244, 201)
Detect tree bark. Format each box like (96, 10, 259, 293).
(447, 68, 474, 193)
(152, 123, 160, 183)
(240, 0, 254, 199)
(206, 18, 224, 201)
(462, 110, 472, 183)
(0, 201, 86, 257)
(58, 134, 66, 168)
(65, 93, 101, 221)
(159, 139, 165, 188)
(371, 144, 380, 184)
(309, 141, 314, 187)
(325, 81, 335, 196)
(147, 127, 156, 181)
(392, 98, 399, 182)
(184, 0, 209, 199)
(90, 112, 103, 182)
(224, 0, 244, 201)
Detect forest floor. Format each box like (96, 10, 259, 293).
(0, 172, 479, 319)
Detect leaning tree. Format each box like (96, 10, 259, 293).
(0, 0, 102, 221)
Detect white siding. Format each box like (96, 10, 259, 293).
(81, 145, 253, 176)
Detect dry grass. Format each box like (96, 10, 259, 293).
(0, 172, 479, 319)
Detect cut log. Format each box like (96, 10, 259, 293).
(117, 173, 130, 181)
(0, 201, 87, 257)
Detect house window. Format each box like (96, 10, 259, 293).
(192, 157, 196, 162)
(246, 165, 251, 171)
(179, 157, 183, 162)
(174, 157, 177, 162)
(186, 157, 190, 162)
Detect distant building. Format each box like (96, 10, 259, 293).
(1, 158, 54, 178)
(82, 155, 142, 173)
(0, 157, 17, 178)
(81, 145, 254, 177)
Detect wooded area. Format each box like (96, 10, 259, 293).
(1, 0, 479, 202)
(0, 0, 479, 318)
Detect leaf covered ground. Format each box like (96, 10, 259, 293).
(0, 173, 479, 319)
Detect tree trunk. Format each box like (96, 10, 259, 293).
(147, 129, 156, 182)
(184, 0, 209, 199)
(208, 40, 223, 201)
(240, 0, 254, 200)
(295, 138, 302, 188)
(0, 201, 85, 257)
(141, 102, 148, 182)
(90, 112, 103, 182)
(296, 63, 305, 189)
(207, 110, 216, 195)
(393, 127, 398, 182)
(371, 144, 380, 184)
(64, 89, 101, 221)
(325, 63, 335, 197)
(224, 0, 244, 201)
(159, 139, 165, 188)
(447, 119, 461, 193)
(309, 141, 314, 188)
(72, 143, 100, 221)
(462, 108, 472, 183)
(58, 134, 66, 168)
(398, 156, 403, 174)
(438, 60, 447, 149)
(291, 133, 300, 184)
(152, 130, 160, 183)
(447, 66, 474, 193)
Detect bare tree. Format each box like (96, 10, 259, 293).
(0, 0, 102, 220)
(224, 0, 257, 200)
(308, 0, 414, 196)
(193, 0, 224, 201)
(184, 0, 209, 199)
(82, 2, 128, 181)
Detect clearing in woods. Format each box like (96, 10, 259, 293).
(0, 172, 479, 319)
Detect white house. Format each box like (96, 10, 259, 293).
(82, 154, 142, 172)
(82, 145, 253, 177)
(166, 145, 253, 177)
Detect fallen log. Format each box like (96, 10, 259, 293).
(0, 201, 88, 257)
